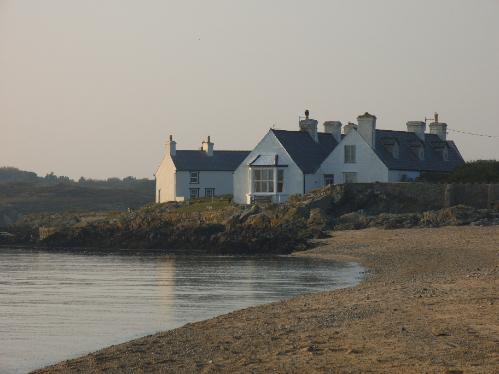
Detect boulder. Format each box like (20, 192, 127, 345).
(244, 213, 271, 228)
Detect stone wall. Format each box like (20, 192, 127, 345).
(315, 182, 499, 216)
(444, 183, 499, 209)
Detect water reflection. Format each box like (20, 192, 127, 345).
(0, 250, 363, 374)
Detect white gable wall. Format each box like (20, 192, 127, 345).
(233, 131, 304, 204)
(318, 130, 389, 183)
(304, 173, 323, 193)
(175, 170, 235, 200)
(155, 155, 176, 203)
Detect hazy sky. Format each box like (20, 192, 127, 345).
(1, 0, 498, 179)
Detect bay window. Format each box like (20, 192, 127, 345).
(277, 169, 284, 192)
(252, 169, 274, 193)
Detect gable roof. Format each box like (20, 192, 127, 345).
(171, 150, 250, 171)
(374, 130, 464, 172)
(271, 129, 339, 173)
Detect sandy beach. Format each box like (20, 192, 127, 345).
(33, 226, 499, 373)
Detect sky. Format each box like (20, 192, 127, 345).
(1, 0, 498, 179)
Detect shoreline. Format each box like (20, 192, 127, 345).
(33, 226, 499, 373)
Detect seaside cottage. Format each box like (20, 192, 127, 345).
(233, 111, 340, 204)
(317, 112, 465, 184)
(155, 136, 249, 202)
(233, 111, 464, 204)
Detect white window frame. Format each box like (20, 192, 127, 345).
(189, 171, 199, 184)
(343, 172, 358, 184)
(189, 188, 199, 199)
(344, 145, 356, 164)
(205, 188, 215, 198)
(324, 174, 335, 186)
(252, 168, 274, 193)
(277, 169, 284, 193)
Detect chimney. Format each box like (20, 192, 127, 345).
(166, 134, 176, 156)
(343, 122, 357, 135)
(406, 121, 426, 141)
(429, 113, 447, 141)
(357, 112, 377, 148)
(299, 109, 319, 142)
(323, 121, 342, 143)
(202, 135, 214, 156)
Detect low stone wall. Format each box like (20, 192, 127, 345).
(444, 183, 499, 209)
(304, 183, 499, 216)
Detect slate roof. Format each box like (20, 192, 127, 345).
(171, 150, 250, 171)
(374, 130, 464, 172)
(271, 129, 340, 173)
(249, 154, 288, 167)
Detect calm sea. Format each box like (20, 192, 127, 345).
(0, 249, 363, 373)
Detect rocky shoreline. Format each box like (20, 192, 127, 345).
(3, 184, 499, 254)
(33, 226, 499, 373)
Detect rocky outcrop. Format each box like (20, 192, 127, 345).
(3, 184, 499, 253)
(334, 205, 499, 230)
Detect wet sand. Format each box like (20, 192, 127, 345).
(34, 226, 499, 373)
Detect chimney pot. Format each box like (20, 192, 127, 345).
(202, 136, 214, 156)
(166, 135, 176, 156)
(430, 121, 447, 141)
(344, 122, 357, 135)
(323, 121, 342, 143)
(357, 112, 377, 148)
(299, 111, 319, 142)
(406, 121, 426, 141)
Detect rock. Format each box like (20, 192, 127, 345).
(239, 205, 261, 222)
(244, 213, 271, 228)
(335, 212, 369, 230)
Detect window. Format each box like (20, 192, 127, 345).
(344, 145, 356, 163)
(189, 171, 199, 184)
(205, 188, 215, 198)
(277, 169, 284, 193)
(343, 172, 358, 184)
(189, 188, 199, 199)
(442, 147, 449, 161)
(252, 168, 274, 193)
(410, 144, 424, 160)
(157, 189, 161, 203)
(383, 141, 399, 159)
(324, 174, 335, 186)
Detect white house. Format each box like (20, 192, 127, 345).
(155, 136, 249, 202)
(233, 110, 464, 204)
(233, 111, 340, 204)
(317, 112, 465, 184)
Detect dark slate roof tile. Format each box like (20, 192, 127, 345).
(271, 129, 339, 173)
(374, 130, 464, 172)
(172, 150, 250, 171)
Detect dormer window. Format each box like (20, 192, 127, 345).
(442, 147, 449, 161)
(381, 138, 399, 159)
(431, 141, 449, 161)
(409, 141, 424, 161)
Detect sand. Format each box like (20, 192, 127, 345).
(33, 226, 499, 373)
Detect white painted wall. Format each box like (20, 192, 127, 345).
(388, 170, 421, 182)
(175, 170, 235, 200)
(304, 173, 323, 193)
(155, 155, 176, 203)
(318, 129, 389, 184)
(233, 131, 304, 204)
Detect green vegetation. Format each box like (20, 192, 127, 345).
(0, 167, 154, 227)
(420, 160, 499, 183)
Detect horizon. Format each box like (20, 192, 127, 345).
(1, 0, 499, 179)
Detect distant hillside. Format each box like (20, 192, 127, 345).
(0, 167, 155, 227)
(0, 167, 40, 184)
